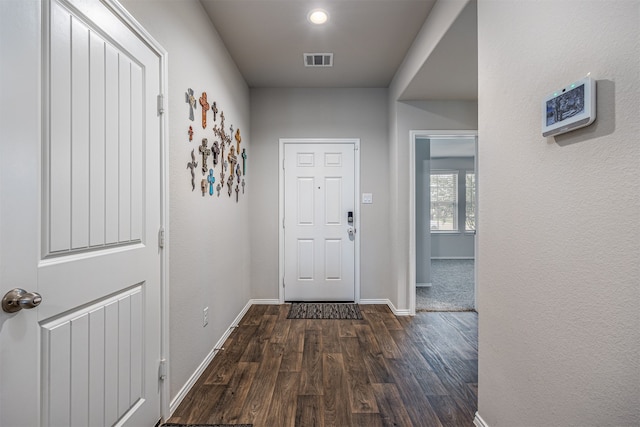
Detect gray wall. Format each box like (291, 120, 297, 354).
(250, 88, 391, 301)
(477, 0, 640, 425)
(121, 0, 252, 402)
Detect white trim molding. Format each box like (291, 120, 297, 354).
(409, 130, 478, 316)
(359, 298, 412, 316)
(474, 412, 490, 427)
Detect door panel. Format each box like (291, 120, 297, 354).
(0, 1, 163, 426)
(41, 286, 144, 427)
(47, 1, 146, 256)
(284, 143, 355, 301)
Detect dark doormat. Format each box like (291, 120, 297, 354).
(162, 424, 252, 427)
(287, 302, 363, 319)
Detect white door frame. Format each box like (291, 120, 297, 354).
(98, 0, 171, 420)
(279, 138, 361, 303)
(409, 130, 478, 315)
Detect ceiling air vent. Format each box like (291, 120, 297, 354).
(304, 53, 333, 67)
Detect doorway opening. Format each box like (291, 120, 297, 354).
(409, 131, 477, 313)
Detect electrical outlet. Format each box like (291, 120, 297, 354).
(203, 307, 209, 327)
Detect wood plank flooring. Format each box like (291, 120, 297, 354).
(168, 305, 478, 427)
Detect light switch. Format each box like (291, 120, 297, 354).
(362, 193, 373, 204)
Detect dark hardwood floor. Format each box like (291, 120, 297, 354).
(168, 304, 478, 427)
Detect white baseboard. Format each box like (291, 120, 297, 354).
(474, 412, 489, 427)
(169, 299, 254, 415)
(248, 298, 280, 305)
(359, 298, 412, 316)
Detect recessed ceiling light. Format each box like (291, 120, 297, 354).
(308, 9, 329, 25)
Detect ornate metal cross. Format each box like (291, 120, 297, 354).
(186, 149, 198, 191)
(212, 141, 220, 166)
(199, 139, 211, 176)
(227, 146, 237, 180)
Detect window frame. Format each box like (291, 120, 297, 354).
(429, 169, 459, 233)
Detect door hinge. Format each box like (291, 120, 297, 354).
(159, 358, 167, 381)
(157, 94, 165, 115)
(158, 227, 165, 249)
(282, 217, 285, 228)
(282, 278, 285, 288)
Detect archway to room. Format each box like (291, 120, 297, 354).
(409, 131, 478, 313)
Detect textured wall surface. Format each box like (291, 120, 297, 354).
(390, 101, 478, 309)
(249, 88, 391, 301)
(121, 0, 251, 402)
(477, 0, 640, 425)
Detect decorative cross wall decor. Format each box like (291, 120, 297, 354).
(212, 141, 220, 166)
(227, 175, 234, 197)
(207, 169, 215, 196)
(184, 91, 247, 204)
(199, 139, 211, 176)
(185, 88, 196, 121)
(186, 149, 198, 191)
(227, 146, 237, 180)
(199, 92, 210, 129)
(235, 128, 242, 154)
(241, 148, 247, 176)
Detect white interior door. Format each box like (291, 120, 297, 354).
(0, 1, 164, 426)
(283, 142, 356, 301)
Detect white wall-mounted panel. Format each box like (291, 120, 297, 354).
(297, 177, 314, 225)
(297, 239, 314, 280)
(324, 177, 342, 225)
(41, 286, 144, 427)
(325, 239, 342, 280)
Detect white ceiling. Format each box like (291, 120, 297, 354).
(200, 0, 478, 100)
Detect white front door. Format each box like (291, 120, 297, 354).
(0, 1, 164, 426)
(282, 141, 357, 301)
